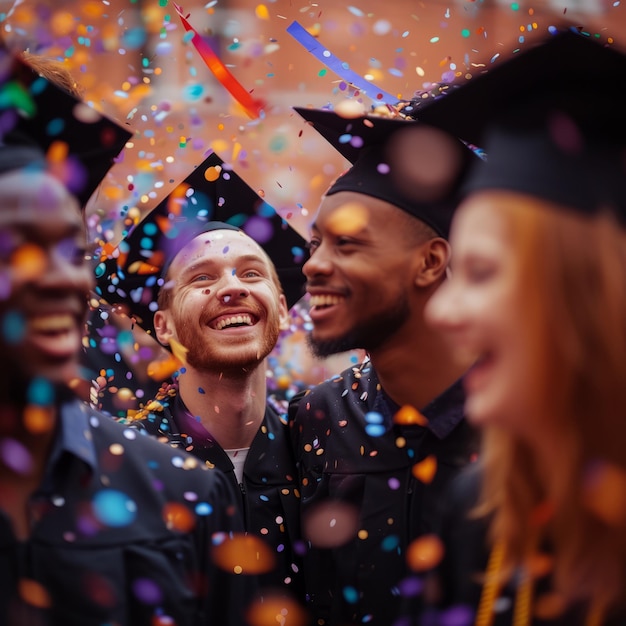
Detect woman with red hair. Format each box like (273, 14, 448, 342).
(421, 28, 626, 625)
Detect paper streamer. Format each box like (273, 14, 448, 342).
(286, 21, 398, 105)
(173, 3, 263, 119)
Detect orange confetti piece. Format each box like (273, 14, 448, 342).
(204, 165, 221, 182)
(147, 355, 182, 381)
(23, 405, 55, 435)
(247, 593, 308, 626)
(162, 502, 196, 533)
(19, 579, 51, 608)
(212, 533, 276, 574)
(412, 455, 437, 483)
(326, 202, 370, 236)
(393, 405, 428, 426)
(127, 259, 162, 275)
(11, 243, 46, 281)
(406, 534, 444, 572)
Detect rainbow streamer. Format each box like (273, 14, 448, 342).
(173, 3, 263, 119)
(286, 21, 398, 105)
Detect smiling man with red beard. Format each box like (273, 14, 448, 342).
(97, 151, 310, 619)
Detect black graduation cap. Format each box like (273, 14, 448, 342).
(414, 28, 626, 221)
(94, 151, 308, 338)
(0, 43, 131, 207)
(294, 100, 479, 239)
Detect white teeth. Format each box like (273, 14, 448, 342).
(29, 314, 74, 333)
(215, 314, 253, 330)
(309, 294, 343, 308)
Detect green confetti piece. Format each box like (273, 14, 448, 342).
(0, 82, 36, 116)
(318, 68, 327, 77)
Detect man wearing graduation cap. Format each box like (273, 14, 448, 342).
(0, 47, 252, 625)
(286, 101, 480, 624)
(96, 152, 309, 609)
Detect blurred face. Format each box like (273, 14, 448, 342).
(155, 229, 289, 374)
(303, 191, 416, 357)
(425, 193, 535, 431)
(0, 169, 93, 387)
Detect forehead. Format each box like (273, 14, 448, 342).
(169, 228, 270, 273)
(315, 191, 404, 233)
(451, 194, 512, 252)
(0, 169, 82, 231)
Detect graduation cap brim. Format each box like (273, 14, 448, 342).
(0, 46, 131, 207)
(412, 28, 626, 219)
(294, 106, 421, 165)
(95, 151, 307, 338)
(294, 104, 481, 239)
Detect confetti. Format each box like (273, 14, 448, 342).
(286, 21, 397, 104)
(172, 3, 264, 118)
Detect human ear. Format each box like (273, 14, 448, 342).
(415, 238, 451, 288)
(277, 294, 290, 331)
(153, 310, 175, 347)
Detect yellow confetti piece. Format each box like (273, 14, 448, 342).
(169, 338, 188, 367)
(210, 139, 230, 154)
(412, 455, 437, 483)
(255, 4, 270, 20)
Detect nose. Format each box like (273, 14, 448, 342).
(215, 274, 250, 303)
(303, 247, 333, 280)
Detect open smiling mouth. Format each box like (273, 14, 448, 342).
(28, 314, 80, 358)
(309, 294, 344, 310)
(213, 314, 257, 330)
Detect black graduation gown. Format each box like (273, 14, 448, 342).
(288, 361, 478, 626)
(0, 399, 252, 626)
(426, 465, 626, 626)
(133, 390, 306, 604)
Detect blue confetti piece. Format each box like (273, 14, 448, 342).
(93, 490, 137, 527)
(27, 377, 54, 405)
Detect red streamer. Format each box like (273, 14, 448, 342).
(173, 3, 263, 119)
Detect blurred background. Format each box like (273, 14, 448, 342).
(1, 0, 624, 413)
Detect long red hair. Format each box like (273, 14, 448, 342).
(477, 195, 626, 614)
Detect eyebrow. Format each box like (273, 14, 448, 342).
(179, 253, 271, 276)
